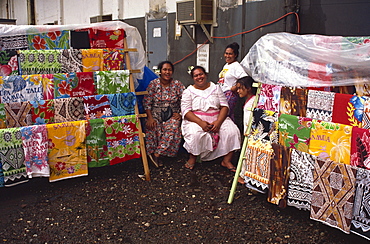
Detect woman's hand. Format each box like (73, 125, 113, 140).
(198, 120, 212, 132)
(210, 120, 222, 132)
(172, 112, 181, 121)
(146, 117, 157, 130)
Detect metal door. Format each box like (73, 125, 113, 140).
(147, 19, 167, 71)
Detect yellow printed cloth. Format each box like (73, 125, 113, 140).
(308, 120, 352, 164)
(81, 49, 103, 72)
(46, 121, 88, 182)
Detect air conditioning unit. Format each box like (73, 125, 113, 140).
(176, 0, 213, 25)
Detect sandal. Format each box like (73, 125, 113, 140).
(221, 161, 236, 172)
(184, 161, 195, 170)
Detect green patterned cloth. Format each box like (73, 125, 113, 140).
(95, 70, 130, 95)
(0, 103, 6, 129)
(86, 119, 109, 167)
(18, 50, 62, 75)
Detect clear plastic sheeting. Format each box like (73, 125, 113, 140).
(241, 32, 370, 88)
(0, 21, 146, 86)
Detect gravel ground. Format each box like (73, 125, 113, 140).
(0, 151, 368, 244)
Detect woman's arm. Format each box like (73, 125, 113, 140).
(210, 106, 229, 132)
(184, 111, 212, 132)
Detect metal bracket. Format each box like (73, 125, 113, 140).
(200, 23, 213, 43)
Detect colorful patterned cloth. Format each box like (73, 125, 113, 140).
(106, 93, 136, 117)
(54, 97, 86, 123)
(27, 31, 70, 50)
(21, 74, 44, 102)
(309, 120, 352, 164)
(20, 125, 49, 178)
(0, 50, 19, 76)
(279, 87, 308, 117)
(83, 95, 112, 120)
(88, 29, 125, 49)
(310, 159, 357, 234)
(350, 126, 370, 169)
(0, 35, 28, 50)
(0, 127, 28, 186)
(0, 103, 6, 129)
(332, 93, 364, 127)
(95, 70, 130, 94)
(103, 115, 141, 165)
(361, 97, 370, 129)
(306, 89, 335, 122)
(267, 144, 291, 208)
(81, 49, 103, 72)
(53, 73, 71, 99)
(70, 72, 96, 97)
(5, 101, 33, 128)
(41, 74, 55, 100)
(46, 121, 88, 182)
(19, 50, 62, 75)
(61, 49, 83, 73)
(103, 49, 125, 71)
(351, 168, 370, 240)
(86, 119, 109, 167)
(287, 149, 315, 211)
(0, 75, 43, 103)
(242, 137, 274, 193)
(251, 108, 279, 144)
(30, 99, 55, 124)
(257, 83, 281, 113)
(278, 114, 312, 153)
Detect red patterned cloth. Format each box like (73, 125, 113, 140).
(88, 29, 125, 49)
(103, 49, 125, 71)
(70, 72, 96, 97)
(350, 126, 370, 169)
(332, 93, 364, 127)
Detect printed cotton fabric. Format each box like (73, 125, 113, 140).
(95, 70, 130, 94)
(81, 49, 103, 72)
(278, 114, 312, 153)
(310, 159, 357, 234)
(5, 101, 33, 128)
(53, 73, 71, 99)
(103, 115, 141, 165)
(106, 92, 136, 116)
(54, 97, 86, 123)
(0, 103, 6, 129)
(19, 50, 62, 75)
(0, 75, 43, 103)
(350, 126, 370, 169)
(88, 29, 125, 49)
(250, 108, 279, 144)
(351, 168, 370, 240)
(20, 125, 49, 178)
(279, 87, 308, 117)
(306, 89, 335, 122)
(46, 121, 88, 182)
(332, 94, 364, 127)
(30, 99, 55, 124)
(83, 95, 112, 119)
(267, 144, 291, 208)
(242, 137, 274, 193)
(27, 31, 70, 50)
(0, 127, 28, 186)
(103, 49, 125, 71)
(86, 119, 109, 167)
(361, 97, 370, 129)
(257, 83, 281, 113)
(0, 35, 28, 50)
(61, 49, 83, 73)
(71, 72, 96, 97)
(287, 149, 315, 211)
(0, 50, 19, 76)
(41, 74, 55, 100)
(309, 120, 352, 164)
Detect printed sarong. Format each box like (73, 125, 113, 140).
(41, 74, 55, 100)
(350, 126, 370, 169)
(83, 95, 112, 120)
(54, 97, 86, 123)
(88, 29, 125, 49)
(70, 72, 96, 97)
(19, 50, 62, 75)
(0, 50, 19, 76)
(30, 99, 55, 124)
(306, 89, 335, 122)
(0, 103, 6, 129)
(257, 83, 281, 113)
(361, 97, 370, 129)
(279, 87, 308, 117)
(0, 75, 43, 103)
(106, 92, 136, 116)
(61, 49, 83, 73)
(27, 31, 70, 50)
(86, 119, 109, 167)
(81, 49, 103, 72)
(103, 49, 125, 71)
(5, 101, 33, 128)
(0, 35, 28, 50)
(53, 73, 71, 99)
(251, 108, 279, 144)
(95, 70, 130, 95)
(332, 93, 364, 127)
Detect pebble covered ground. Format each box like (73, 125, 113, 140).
(0, 151, 368, 244)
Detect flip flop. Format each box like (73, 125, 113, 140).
(184, 161, 195, 170)
(221, 161, 236, 172)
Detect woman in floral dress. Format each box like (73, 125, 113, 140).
(143, 61, 185, 166)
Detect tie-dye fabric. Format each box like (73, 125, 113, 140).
(46, 121, 88, 182)
(5, 101, 33, 128)
(106, 92, 136, 116)
(54, 97, 86, 123)
(27, 31, 70, 50)
(20, 125, 49, 178)
(257, 83, 281, 113)
(19, 50, 62, 75)
(53, 73, 71, 99)
(103, 49, 125, 71)
(88, 29, 125, 49)
(86, 119, 109, 167)
(279, 87, 308, 117)
(332, 94, 365, 127)
(306, 89, 335, 122)
(103, 115, 141, 165)
(30, 99, 55, 124)
(70, 72, 96, 97)
(0, 50, 19, 76)
(83, 95, 112, 120)
(61, 49, 83, 73)
(81, 49, 103, 72)
(95, 70, 130, 95)
(0, 75, 43, 103)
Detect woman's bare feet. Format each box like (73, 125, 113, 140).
(221, 161, 236, 172)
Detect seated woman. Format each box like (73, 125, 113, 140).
(181, 66, 241, 170)
(143, 61, 185, 167)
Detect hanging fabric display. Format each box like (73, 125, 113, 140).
(0, 127, 28, 186)
(54, 97, 86, 123)
(21, 74, 44, 102)
(0, 50, 19, 76)
(332, 93, 365, 127)
(0, 75, 43, 103)
(86, 118, 109, 167)
(279, 87, 308, 117)
(30, 99, 55, 124)
(350, 126, 370, 169)
(306, 89, 335, 122)
(0, 35, 28, 50)
(241, 137, 274, 193)
(267, 143, 291, 208)
(106, 92, 136, 116)
(0, 103, 6, 129)
(18, 50, 62, 75)
(5, 101, 33, 128)
(278, 114, 312, 152)
(46, 121, 88, 182)
(250, 108, 279, 144)
(257, 83, 281, 113)
(310, 159, 357, 234)
(88, 29, 125, 49)
(81, 49, 103, 72)
(41, 74, 55, 100)
(351, 168, 370, 240)
(70, 30, 91, 49)
(95, 70, 130, 94)
(27, 31, 70, 50)
(53, 73, 71, 99)
(20, 125, 49, 178)
(71, 72, 96, 97)
(83, 94, 112, 119)
(309, 120, 352, 164)
(61, 49, 83, 73)
(103, 49, 125, 71)
(103, 115, 141, 165)
(287, 149, 316, 211)
(361, 98, 370, 129)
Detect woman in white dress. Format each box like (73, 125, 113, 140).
(181, 66, 241, 170)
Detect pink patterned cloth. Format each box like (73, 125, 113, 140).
(257, 83, 281, 113)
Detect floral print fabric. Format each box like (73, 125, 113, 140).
(88, 29, 125, 49)
(86, 119, 109, 167)
(30, 99, 55, 124)
(83, 95, 112, 119)
(95, 70, 130, 94)
(71, 72, 96, 97)
(103, 49, 125, 71)
(0, 50, 19, 76)
(20, 125, 49, 178)
(350, 126, 370, 169)
(257, 83, 281, 113)
(53, 73, 71, 99)
(332, 93, 365, 127)
(41, 74, 55, 100)
(250, 108, 279, 144)
(27, 31, 70, 50)
(46, 121, 88, 182)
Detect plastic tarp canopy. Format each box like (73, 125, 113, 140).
(0, 20, 146, 87)
(241, 32, 370, 88)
